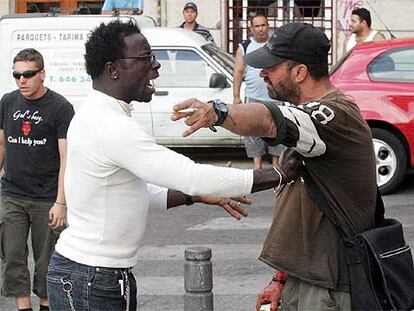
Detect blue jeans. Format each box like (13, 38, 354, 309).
(47, 252, 137, 311)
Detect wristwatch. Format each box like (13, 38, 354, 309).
(208, 99, 228, 132)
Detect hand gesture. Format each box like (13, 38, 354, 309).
(195, 195, 251, 220)
(171, 98, 217, 137)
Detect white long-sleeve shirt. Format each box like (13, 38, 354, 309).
(56, 90, 253, 268)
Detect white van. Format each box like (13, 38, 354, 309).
(0, 14, 244, 147)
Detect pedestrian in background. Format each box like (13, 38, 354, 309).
(179, 2, 215, 43)
(233, 14, 285, 169)
(101, 0, 143, 15)
(0, 48, 74, 311)
(46, 20, 301, 311)
(344, 7, 385, 53)
(172, 22, 377, 310)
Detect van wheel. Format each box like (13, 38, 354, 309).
(371, 128, 407, 194)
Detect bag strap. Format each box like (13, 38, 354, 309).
(374, 187, 385, 226)
(301, 168, 384, 239)
(301, 168, 348, 238)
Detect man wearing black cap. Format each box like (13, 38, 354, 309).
(179, 2, 215, 43)
(172, 23, 377, 310)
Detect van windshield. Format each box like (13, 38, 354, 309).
(202, 44, 236, 76)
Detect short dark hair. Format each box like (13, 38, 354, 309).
(306, 63, 329, 80)
(250, 13, 268, 25)
(85, 20, 141, 79)
(13, 48, 44, 69)
(352, 8, 372, 27)
(287, 60, 329, 81)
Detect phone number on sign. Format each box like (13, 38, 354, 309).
(48, 75, 92, 83)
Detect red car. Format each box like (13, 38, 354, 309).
(330, 38, 414, 194)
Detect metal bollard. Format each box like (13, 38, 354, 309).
(184, 246, 213, 311)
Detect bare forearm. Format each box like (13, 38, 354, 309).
(0, 130, 5, 171)
(233, 48, 245, 102)
(222, 103, 277, 137)
(56, 162, 66, 204)
(252, 149, 302, 192)
(233, 71, 243, 99)
(167, 189, 193, 208)
(56, 139, 68, 204)
(0, 149, 5, 172)
(252, 167, 283, 193)
(172, 99, 277, 143)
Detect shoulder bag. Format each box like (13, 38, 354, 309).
(302, 170, 414, 311)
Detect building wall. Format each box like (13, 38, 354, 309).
(144, 0, 223, 46)
(3, 0, 413, 62)
(143, 0, 414, 63)
(0, 0, 11, 16)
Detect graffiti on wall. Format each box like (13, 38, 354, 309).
(338, 0, 364, 37)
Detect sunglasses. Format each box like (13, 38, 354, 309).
(12, 69, 42, 80)
(116, 52, 156, 63)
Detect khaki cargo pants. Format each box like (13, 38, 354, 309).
(281, 276, 351, 311)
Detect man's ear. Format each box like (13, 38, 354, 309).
(105, 62, 119, 80)
(39, 69, 46, 82)
(294, 64, 308, 83)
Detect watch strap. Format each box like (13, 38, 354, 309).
(209, 99, 228, 126)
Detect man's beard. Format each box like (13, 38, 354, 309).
(267, 77, 300, 104)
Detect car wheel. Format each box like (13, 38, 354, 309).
(371, 128, 407, 195)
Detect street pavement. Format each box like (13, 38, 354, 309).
(1, 148, 413, 311)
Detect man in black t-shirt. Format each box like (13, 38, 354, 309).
(172, 23, 377, 311)
(0, 48, 74, 311)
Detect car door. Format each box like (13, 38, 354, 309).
(366, 46, 414, 189)
(134, 48, 242, 147)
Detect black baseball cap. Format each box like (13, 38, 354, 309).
(183, 2, 197, 12)
(244, 23, 330, 68)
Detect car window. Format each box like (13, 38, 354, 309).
(368, 47, 414, 82)
(202, 43, 236, 76)
(154, 49, 215, 87)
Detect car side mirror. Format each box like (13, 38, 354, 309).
(209, 73, 230, 88)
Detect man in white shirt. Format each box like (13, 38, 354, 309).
(343, 7, 385, 53)
(45, 20, 301, 310)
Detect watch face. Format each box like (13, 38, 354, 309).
(212, 99, 228, 126)
(214, 100, 228, 112)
